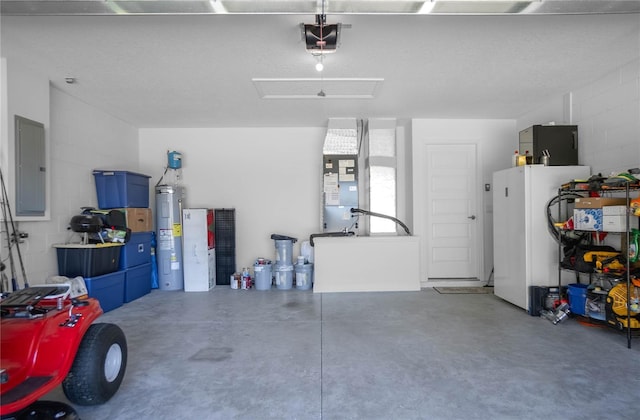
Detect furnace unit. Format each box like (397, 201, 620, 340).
(322, 118, 362, 232)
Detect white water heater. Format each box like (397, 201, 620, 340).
(156, 184, 184, 290)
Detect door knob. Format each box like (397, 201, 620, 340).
(468, 215, 476, 220)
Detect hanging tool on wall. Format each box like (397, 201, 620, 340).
(1, 262, 9, 293)
(0, 168, 28, 289)
(0, 208, 17, 292)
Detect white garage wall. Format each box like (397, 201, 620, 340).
(1, 58, 139, 286)
(138, 128, 325, 272)
(4, 56, 636, 289)
(0, 57, 50, 287)
(1, 56, 51, 222)
(572, 58, 640, 175)
(517, 58, 640, 175)
(28, 88, 139, 284)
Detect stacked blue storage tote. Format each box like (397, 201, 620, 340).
(92, 170, 153, 309)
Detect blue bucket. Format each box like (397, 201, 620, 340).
(567, 283, 588, 315)
(167, 151, 182, 169)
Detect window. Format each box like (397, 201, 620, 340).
(367, 120, 397, 234)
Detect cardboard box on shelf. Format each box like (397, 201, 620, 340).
(574, 208, 603, 231)
(574, 197, 627, 208)
(575, 207, 638, 232)
(117, 208, 153, 232)
(602, 205, 627, 216)
(602, 205, 639, 232)
(603, 215, 629, 232)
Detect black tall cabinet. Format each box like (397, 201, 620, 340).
(214, 208, 235, 285)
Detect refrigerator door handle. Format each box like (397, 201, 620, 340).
(193, 244, 199, 260)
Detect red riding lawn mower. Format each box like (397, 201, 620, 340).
(1, 276, 127, 420)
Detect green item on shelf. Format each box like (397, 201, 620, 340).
(630, 228, 640, 263)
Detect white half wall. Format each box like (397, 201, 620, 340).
(138, 127, 325, 272)
(313, 236, 421, 293)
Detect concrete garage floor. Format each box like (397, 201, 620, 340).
(45, 287, 639, 419)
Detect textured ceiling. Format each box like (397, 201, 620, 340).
(1, 12, 639, 128)
(3, 0, 640, 15)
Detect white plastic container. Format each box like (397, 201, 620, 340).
(300, 241, 314, 263)
(275, 240, 294, 265)
(254, 262, 273, 290)
(295, 263, 314, 290)
(274, 265, 294, 290)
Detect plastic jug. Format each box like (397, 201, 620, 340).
(630, 228, 639, 263)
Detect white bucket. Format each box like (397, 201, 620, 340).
(295, 263, 314, 290)
(275, 240, 294, 266)
(274, 265, 294, 290)
(254, 263, 273, 290)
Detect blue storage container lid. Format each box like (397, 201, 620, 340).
(93, 170, 151, 178)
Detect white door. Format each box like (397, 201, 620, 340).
(425, 144, 479, 279)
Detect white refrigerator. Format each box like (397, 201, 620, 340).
(492, 165, 590, 311)
(182, 208, 216, 292)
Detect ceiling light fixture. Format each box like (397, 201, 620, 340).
(315, 56, 324, 72)
(208, 0, 227, 13)
(418, 0, 436, 14)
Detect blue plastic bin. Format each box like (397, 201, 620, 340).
(93, 170, 151, 209)
(83, 270, 125, 313)
(568, 283, 588, 316)
(119, 232, 152, 269)
(124, 263, 152, 303)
